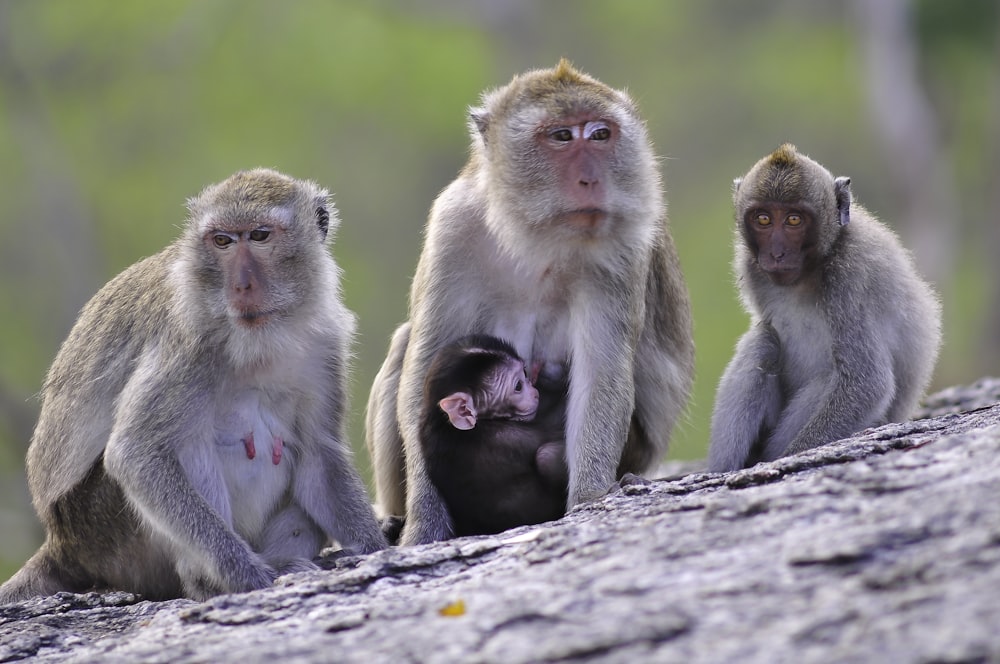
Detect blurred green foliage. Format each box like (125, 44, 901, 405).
(0, 0, 996, 581)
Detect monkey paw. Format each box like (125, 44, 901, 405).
(610, 473, 654, 497)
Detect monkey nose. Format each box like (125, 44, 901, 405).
(236, 269, 254, 291)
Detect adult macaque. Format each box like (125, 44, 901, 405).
(366, 60, 695, 545)
(421, 335, 567, 536)
(0, 169, 386, 604)
(708, 144, 942, 472)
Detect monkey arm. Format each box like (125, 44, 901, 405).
(629, 237, 696, 473)
(300, 341, 389, 555)
(394, 222, 486, 544)
(396, 333, 459, 545)
(708, 323, 783, 472)
(778, 322, 895, 458)
(293, 441, 388, 555)
(103, 351, 275, 595)
(105, 428, 275, 594)
(365, 322, 410, 518)
(564, 279, 641, 505)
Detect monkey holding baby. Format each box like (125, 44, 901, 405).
(0, 169, 386, 603)
(709, 144, 942, 472)
(366, 60, 695, 545)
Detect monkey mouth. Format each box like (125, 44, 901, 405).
(762, 266, 802, 286)
(235, 309, 276, 326)
(561, 208, 608, 231)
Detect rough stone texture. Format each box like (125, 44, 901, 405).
(2, 380, 999, 663)
(914, 376, 1000, 418)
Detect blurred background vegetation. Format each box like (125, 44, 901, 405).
(1, 0, 997, 580)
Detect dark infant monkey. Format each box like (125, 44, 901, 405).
(420, 335, 568, 536)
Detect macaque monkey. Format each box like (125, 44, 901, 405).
(421, 335, 568, 536)
(0, 169, 387, 604)
(366, 59, 695, 545)
(708, 144, 942, 472)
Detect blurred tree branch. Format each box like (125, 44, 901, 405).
(850, 0, 958, 285)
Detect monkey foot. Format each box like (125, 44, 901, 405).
(272, 437, 283, 465)
(241, 433, 256, 460)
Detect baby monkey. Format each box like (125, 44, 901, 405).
(421, 335, 568, 536)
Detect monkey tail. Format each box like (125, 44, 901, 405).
(0, 544, 75, 604)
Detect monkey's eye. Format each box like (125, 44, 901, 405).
(514, 379, 524, 393)
(213, 234, 234, 248)
(249, 229, 271, 242)
(549, 128, 574, 142)
(786, 214, 802, 226)
(584, 121, 611, 141)
(755, 213, 772, 226)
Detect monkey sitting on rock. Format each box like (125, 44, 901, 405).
(0, 168, 387, 604)
(365, 59, 695, 545)
(708, 144, 942, 472)
(420, 335, 568, 536)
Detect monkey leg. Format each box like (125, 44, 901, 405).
(0, 544, 82, 603)
(365, 322, 410, 518)
(257, 504, 324, 575)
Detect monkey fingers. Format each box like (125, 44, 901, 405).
(242, 433, 256, 460)
(272, 437, 283, 465)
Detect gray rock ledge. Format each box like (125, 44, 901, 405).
(2, 380, 1000, 663)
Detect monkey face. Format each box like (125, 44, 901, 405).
(534, 116, 619, 233)
(182, 169, 336, 336)
(744, 204, 818, 286)
(478, 358, 539, 422)
(207, 227, 285, 327)
(502, 360, 539, 421)
(733, 144, 848, 264)
(470, 60, 660, 255)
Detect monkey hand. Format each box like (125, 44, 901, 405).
(606, 472, 653, 497)
(176, 548, 277, 600)
(274, 558, 319, 577)
(536, 442, 568, 488)
(618, 472, 652, 488)
(224, 550, 280, 593)
(380, 515, 405, 545)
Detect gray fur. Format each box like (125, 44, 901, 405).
(0, 168, 386, 604)
(365, 61, 694, 545)
(709, 146, 942, 472)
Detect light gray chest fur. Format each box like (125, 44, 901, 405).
(766, 291, 834, 395)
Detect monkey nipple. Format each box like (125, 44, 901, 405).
(272, 437, 284, 465)
(241, 433, 256, 460)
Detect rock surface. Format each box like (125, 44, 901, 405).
(2, 380, 1000, 663)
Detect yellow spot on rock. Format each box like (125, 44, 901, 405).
(438, 599, 466, 617)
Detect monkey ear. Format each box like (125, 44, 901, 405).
(469, 107, 490, 146)
(834, 176, 852, 226)
(439, 393, 478, 430)
(313, 192, 338, 241)
(732, 177, 743, 201)
(315, 205, 330, 239)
